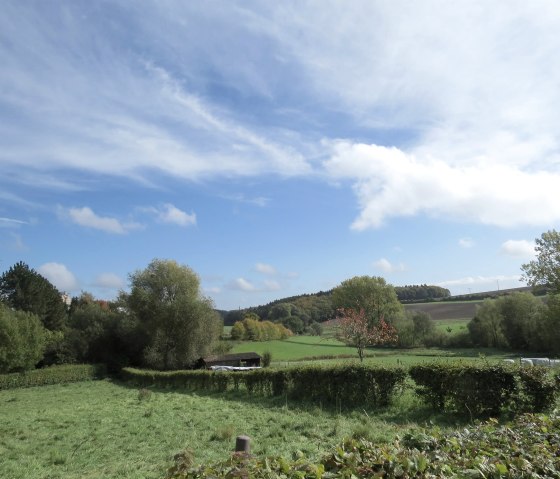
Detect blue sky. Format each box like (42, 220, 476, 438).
(1, 1, 559, 310)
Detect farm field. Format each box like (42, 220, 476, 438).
(0, 380, 430, 479)
(230, 334, 512, 364)
(403, 300, 482, 320)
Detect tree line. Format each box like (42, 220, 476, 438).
(2, 229, 559, 371)
(0, 259, 223, 374)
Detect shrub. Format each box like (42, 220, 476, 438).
(409, 362, 558, 417)
(121, 365, 406, 408)
(0, 304, 46, 373)
(0, 364, 105, 390)
(167, 412, 560, 478)
(262, 351, 272, 367)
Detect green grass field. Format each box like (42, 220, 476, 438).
(434, 318, 470, 334)
(230, 334, 510, 365)
(0, 380, 434, 479)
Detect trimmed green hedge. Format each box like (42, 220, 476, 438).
(122, 362, 558, 416)
(409, 362, 558, 415)
(121, 365, 407, 407)
(0, 364, 106, 390)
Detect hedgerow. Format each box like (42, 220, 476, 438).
(409, 362, 558, 415)
(121, 364, 406, 407)
(167, 413, 560, 478)
(0, 363, 106, 390)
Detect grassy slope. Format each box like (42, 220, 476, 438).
(0, 380, 425, 479)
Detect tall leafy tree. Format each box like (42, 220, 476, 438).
(522, 229, 560, 293)
(125, 259, 222, 370)
(332, 276, 403, 326)
(0, 261, 67, 331)
(0, 303, 46, 373)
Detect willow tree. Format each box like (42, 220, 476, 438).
(125, 259, 222, 370)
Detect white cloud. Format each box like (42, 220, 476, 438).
(225, 194, 270, 207)
(65, 206, 141, 234)
(155, 204, 196, 227)
(38, 262, 79, 292)
(226, 276, 282, 292)
(93, 272, 124, 290)
(255, 262, 277, 275)
(263, 279, 282, 291)
(325, 142, 560, 229)
(459, 238, 475, 249)
(373, 258, 405, 273)
(437, 274, 522, 290)
(228, 278, 257, 292)
(500, 240, 536, 258)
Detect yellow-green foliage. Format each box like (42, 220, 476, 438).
(230, 318, 293, 341)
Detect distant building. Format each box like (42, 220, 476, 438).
(198, 352, 261, 369)
(60, 292, 72, 306)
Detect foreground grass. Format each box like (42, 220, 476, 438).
(0, 380, 433, 479)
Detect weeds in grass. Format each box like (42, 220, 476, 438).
(209, 424, 235, 442)
(138, 388, 152, 401)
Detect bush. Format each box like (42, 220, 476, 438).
(168, 412, 560, 478)
(409, 362, 558, 417)
(0, 364, 106, 390)
(121, 364, 406, 408)
(0, 304, 46, 373)
(262, 351, 272, 367)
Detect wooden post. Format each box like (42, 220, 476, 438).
(235, 435, 250, 453)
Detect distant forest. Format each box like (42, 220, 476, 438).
(223, 284, 451, 327)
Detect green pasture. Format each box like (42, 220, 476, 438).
(230, 334, 512, 364)
(0, 380, 428, 479)
(231, 335, 361, 361)
(434, 319, 470, 334)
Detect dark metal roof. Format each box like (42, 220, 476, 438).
(203, 352, 261, 363)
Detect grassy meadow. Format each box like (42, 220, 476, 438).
(0, 379, 439, 479)
(230, 333, 511, 365)
(0, 305, 517, 478)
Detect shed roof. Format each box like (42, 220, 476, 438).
(203, 352, 261, 363)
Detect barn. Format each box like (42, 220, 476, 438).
(199, 352, 262, 369)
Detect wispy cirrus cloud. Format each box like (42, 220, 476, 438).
(0, 2, 312, 191)
(0, 217, 27, 227)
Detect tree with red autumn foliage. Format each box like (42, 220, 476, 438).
(337, 307, 398, 361)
